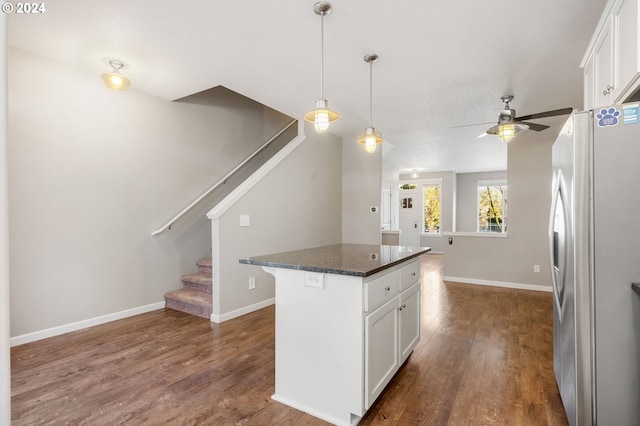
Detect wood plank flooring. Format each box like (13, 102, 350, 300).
(11, 254, 568, 425)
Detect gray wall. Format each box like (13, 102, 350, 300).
(8, 48, 291, 336)
(1, 15, 11, 424)
(342, 138, 381, 244)
(456, 170, 507, 232)
(443, 124, 560, 288)
(216, 125, 342, 317)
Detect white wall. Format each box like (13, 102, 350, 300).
(342, 138, 381, 244)
(8, 48, 291, 337)
(456, 170, 507, 232)
(214, 124, 342, 319)
(1, 15, 11, 425)
(443, 122, 563, 289)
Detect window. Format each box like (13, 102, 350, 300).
(477, 180, 507, 233)
(423, 181, 441, 234)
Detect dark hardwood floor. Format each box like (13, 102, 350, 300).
(11, 254, 568, 425)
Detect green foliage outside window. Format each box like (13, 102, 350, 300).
(478, 184, 507, 233)
(423, 186, 440, 233)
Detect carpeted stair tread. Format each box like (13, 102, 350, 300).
(164, 289, 212, 319)
(196, 258, 212, 268)
(196, 258, 212, 276)
(165, 288, 211, 305)
(181, 273, 212, 286)
(165, 258, 214, 318)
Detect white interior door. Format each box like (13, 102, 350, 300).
(399, 191, 419, 246)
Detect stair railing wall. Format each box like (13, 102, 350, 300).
(151, 118, 297, 236)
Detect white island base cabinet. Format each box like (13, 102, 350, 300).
(263, 258, 421, 426)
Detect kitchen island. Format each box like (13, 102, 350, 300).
(240, 243, 430, 425)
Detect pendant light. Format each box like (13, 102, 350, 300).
(101, 59, 131, 91)
(304, 2, 339, 133)
(357, 54, 383, 153)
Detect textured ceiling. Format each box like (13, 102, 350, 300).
(7, 0, 607, 173)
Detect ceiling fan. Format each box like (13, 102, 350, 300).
(468, 95, 573, 142)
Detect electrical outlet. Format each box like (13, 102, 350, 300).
(249, 276, 256, 290)
(534, 265, 540, 273)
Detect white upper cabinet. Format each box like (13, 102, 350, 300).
(583, 0, 640, 109)
(615, 0, 640, 98)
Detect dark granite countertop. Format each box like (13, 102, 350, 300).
(239, 243, 431, 277)
(632, 283, 640, 296)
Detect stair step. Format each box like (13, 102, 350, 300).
(196, 258, 212, 277)
(181, 273, 212, 294)
(164, 289, 212, 319)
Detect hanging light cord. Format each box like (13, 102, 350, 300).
(368, 59, 373, 127)
(319, 10, 325, 99)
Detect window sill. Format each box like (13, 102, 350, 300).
(442, 231, 507, 238)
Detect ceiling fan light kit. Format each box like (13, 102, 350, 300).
(101, 59, 131, 91)
(482, 95, 572, 143)
(357, 53, 383, 153)
(304, 1, 340, 133)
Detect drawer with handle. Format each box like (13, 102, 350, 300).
(364, 269, 400, 313)
(400, 259, 420, 291)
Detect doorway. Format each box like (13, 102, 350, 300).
(399, 191, 419, 246)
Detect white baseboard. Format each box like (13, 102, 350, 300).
(10, 301, 165, 347)
(211, 297, 275, 323)
(443, 276, 552, 293)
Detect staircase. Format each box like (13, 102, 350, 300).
(164, 258, 212, 319)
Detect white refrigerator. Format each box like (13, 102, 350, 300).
(550, 103, 640, 425)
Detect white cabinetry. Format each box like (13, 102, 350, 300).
(583, 0, 640, 109)
(365, 296, 399, 408)
(267, 258, 421, 426)
(363, 262, 421, 409)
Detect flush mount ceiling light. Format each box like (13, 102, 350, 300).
(486, 95, 528, 143)
(304, 2, 339, 133)
(101, 59, 131, 91)
(357, 54, 383, 153)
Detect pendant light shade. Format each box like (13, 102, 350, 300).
(101, 59, 131, 91)
(357, 54, 383, 153)
(304, 2, 339, 133)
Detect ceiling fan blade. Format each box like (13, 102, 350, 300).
(515, 107, 573, 121)
(450, 122, 495, 129)
(521, 122, 549, 132)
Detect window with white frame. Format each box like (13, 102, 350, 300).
(477, 179, 507, 233)
(423, 180, 441, 234)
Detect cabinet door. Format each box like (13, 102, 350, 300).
(614, 0, 640, 100)
(595, 16, 614, 107)
(399, 282, 421, 363)
(364, 296, 399, 409)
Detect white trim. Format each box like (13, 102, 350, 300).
(443, 276, 552, 293)
(208, 120, 306, 220)
(442, 231, 507, 238)
(10, 302, 165, 347)
(210, 297, 275, 323)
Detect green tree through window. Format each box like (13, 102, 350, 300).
(478, 181, 507, 233)
(423, 184, 441, 233)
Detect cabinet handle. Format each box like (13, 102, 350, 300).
(384, 285, 391, 292)
(410, 272, 416, 277)
(398, 303, 407, 311)
(603, 85, 614, 96)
